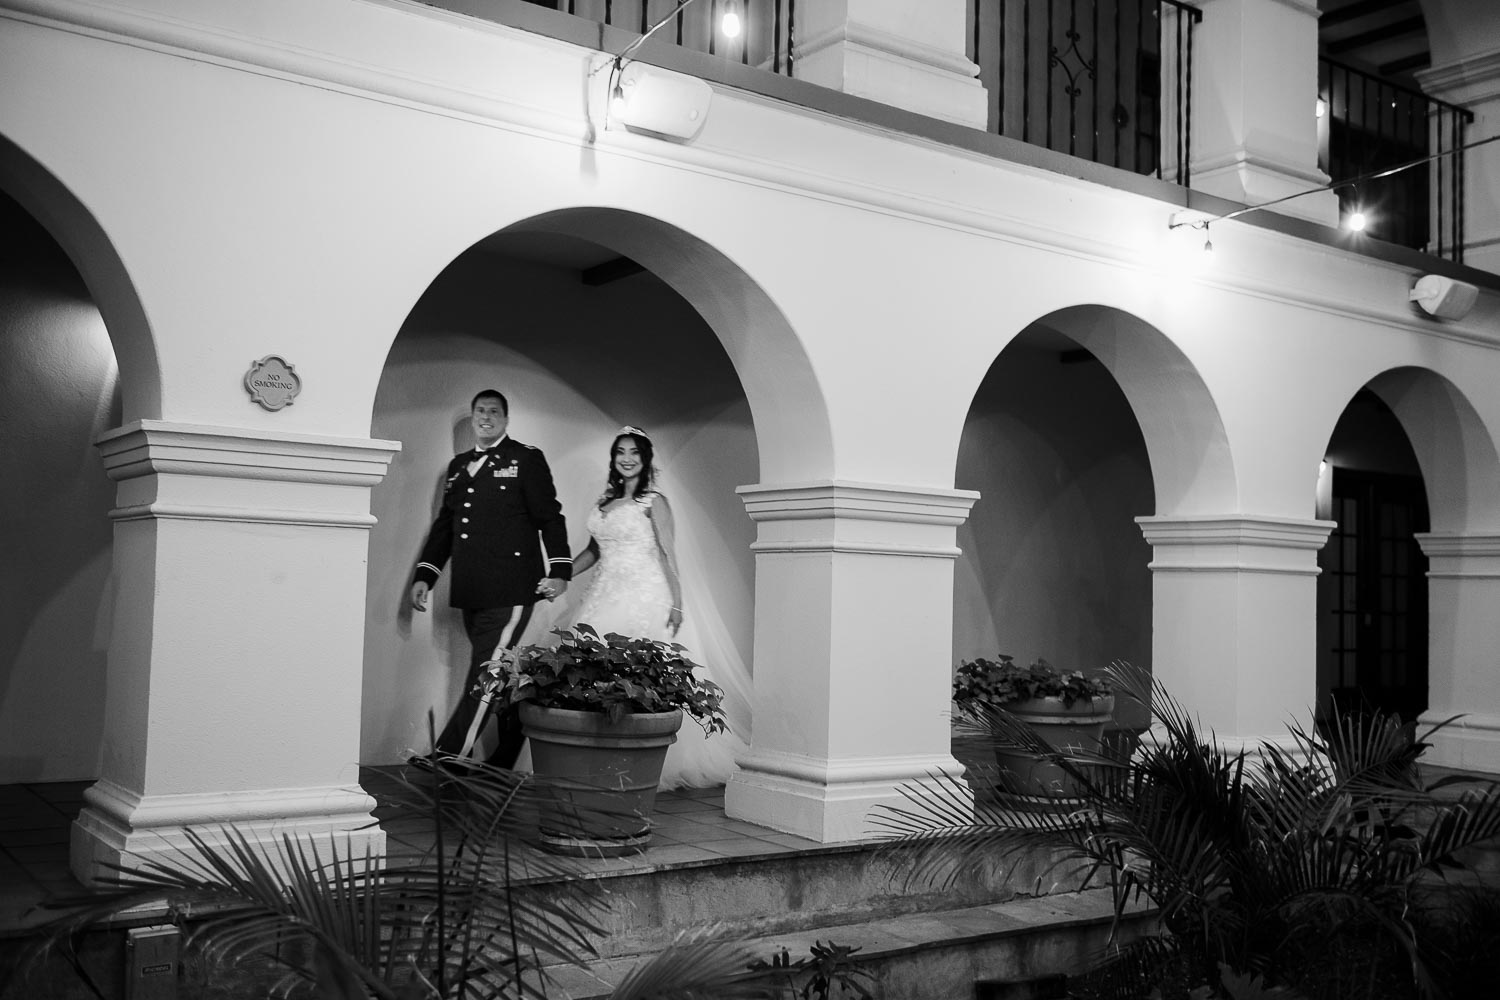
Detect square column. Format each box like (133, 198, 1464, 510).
(1137, 515, 1335, 751)
(726, 481, 978, 843)
(1416, 533, 1500, 771)
(1189, 0, 1338, 225)
(792, 0, 988, 128)
(72, 421, 400, 883)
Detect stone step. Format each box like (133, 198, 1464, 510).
(519, 838, 1089, 959)
(543, 887, 1154, 1000)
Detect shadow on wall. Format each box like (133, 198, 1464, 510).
(0, 191, 120, 782)
(361, 247, 758, 765)
(953, 327, 1155, 732)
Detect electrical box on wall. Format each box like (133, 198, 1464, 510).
(126, 925, 180, 1000)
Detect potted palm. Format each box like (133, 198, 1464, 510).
(479, 624, 727, 856)
(29, 756, 779, 1000)
(881, 663, 1500, 999)
(951, 654, 1113, 801)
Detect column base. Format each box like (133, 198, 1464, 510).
(71, 779, 386, 885)
(1191, 157, 1340, 227)
(725, 749, 969, 843)
(1418, 712, 1500, 775)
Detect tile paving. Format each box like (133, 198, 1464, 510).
(1, 767, 821, 935)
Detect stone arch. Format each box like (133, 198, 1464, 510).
(0, 132, 158, 421)
(0, 137, 143, 782)
(1025, 304, 1237, 516)
(1364, 366, 1500, 534)
(1307, 365, 1500, 724)
(362, 206, 822, 763)
(498, 207, 833, 484)
(953, 303, 1231, 730)
(370, 206, 832, 485)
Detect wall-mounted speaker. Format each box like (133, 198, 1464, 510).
(1409, 274, 1479, 321)
(615, 63, 713, 142)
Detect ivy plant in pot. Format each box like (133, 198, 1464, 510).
(951, 654, 1114, 801)
(479, 624, 728, 856)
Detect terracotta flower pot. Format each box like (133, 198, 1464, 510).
(992, 695, 1115, 803)
(519, 703, 683, 856)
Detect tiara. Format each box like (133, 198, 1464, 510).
(619, 425, 649, 440)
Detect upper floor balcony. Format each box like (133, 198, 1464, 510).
(440, 0, 1484, 268)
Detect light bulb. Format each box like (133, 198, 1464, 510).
(1347, 210, 1367, 232)
(721, 2, 742, 39)
(1315, 98, 1327, 119)
(610, 83, 627, 117)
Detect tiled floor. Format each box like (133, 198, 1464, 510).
(0, 781, 90, 933)
(1, 767, 822, 934)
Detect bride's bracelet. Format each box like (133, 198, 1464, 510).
(671, 606, 682, 613)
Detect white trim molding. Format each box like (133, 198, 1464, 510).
(727, 748, 968, 843)
(1137, 514, 1336, 576)
(739, 481, 979, 563)
(1418, 47, 1500, 104)
(95, 420, 401, 528)
(1415, 711, 1500, 773)
(739, 481, 979, 526)
(1417, 532, 1500, 579)
(72, 778, 386, 885)
(97, 419, 402, 486)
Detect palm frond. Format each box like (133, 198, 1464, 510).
(608, 934, 775, 1000)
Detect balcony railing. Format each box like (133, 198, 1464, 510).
(968, 0, 1203, 185)
(537, 0, 797, 74)
(1319, 57, 1474, 263)
(537, 1, 1206, 183)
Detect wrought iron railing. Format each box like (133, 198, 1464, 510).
(968, 0, 1203, 185)
(1318, 57, 1473, 262)
(540, 0, 797, 74)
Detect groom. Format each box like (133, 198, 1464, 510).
(409, 389, 572, 768)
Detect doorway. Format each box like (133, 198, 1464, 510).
(1322, 467, 1429, 722)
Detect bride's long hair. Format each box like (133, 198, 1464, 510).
(601, 429, 656, 506)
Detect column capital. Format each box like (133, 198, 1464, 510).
(1417, 532, 1500, 578)
(1196, 0, 1320, 15)
(738, 480, 979, 525)
(1417, 47, 1500, 104)
(97, 420, 401, 529)
(97, 419, 401, 486)
(1137, 514, 1335, 575)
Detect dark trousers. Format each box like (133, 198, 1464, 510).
(434, 603, 535, 766)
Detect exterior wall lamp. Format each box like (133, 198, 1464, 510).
(588, 0, 741, 143)
(1169, 133, 1500, 255)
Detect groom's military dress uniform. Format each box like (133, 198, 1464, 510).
(413, 435, 571, 765)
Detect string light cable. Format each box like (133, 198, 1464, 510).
(1169, 131, 1500, 249)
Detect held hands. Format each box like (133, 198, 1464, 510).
(536, 578, 569, 602)
(410, 581, 430, 612)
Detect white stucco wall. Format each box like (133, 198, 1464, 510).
(0, 194, 118, 781)
(3, 0, 1500, 840)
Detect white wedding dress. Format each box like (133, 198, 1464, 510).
(575, 494, 742, 790)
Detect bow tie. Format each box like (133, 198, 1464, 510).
(474, 444, 502, 457)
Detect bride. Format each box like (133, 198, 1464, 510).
(568, 426, 740, 789)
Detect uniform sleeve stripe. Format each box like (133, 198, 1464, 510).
(417, 562, 442, 575)
(548, 557, 573, 564)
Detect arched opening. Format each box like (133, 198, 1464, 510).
(1313, 366, 1500, 732)
(0, 188, 120, 782)
(1315, 388, 1429, 723)
(360, 210, 825, 770)
(954, 315, 1158, 737)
